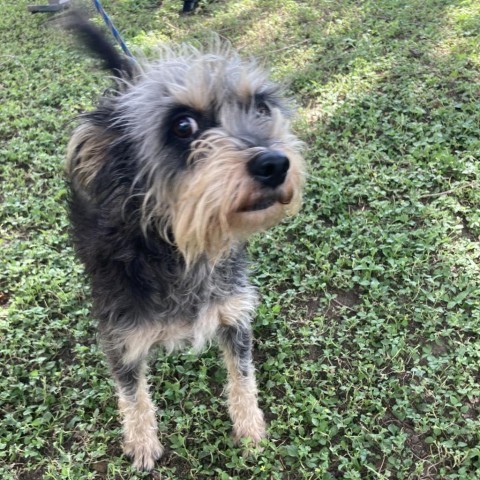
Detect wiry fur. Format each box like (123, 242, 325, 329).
(66, 17, 305, 471)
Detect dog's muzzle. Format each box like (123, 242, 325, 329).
(247, 151, 290, 189)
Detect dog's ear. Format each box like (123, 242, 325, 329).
(63, 11, 135, 79)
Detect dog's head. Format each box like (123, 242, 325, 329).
(67, 18, 305, 266)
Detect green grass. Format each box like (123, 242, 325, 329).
(2, 0, 480, 478)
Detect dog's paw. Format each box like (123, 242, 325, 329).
(232, 408, 267, 446)
(234, 422, 267, 458)
(124, 436, 164, 471)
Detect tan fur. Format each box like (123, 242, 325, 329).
(120, 323, 187, 362)
(222, 346, 266, 444)
(119, 58, 306, 268)
(118, 293, 257, 361)
(168, 59, 220, 112)
(118, 374, 163, 470)
(170, 114, 306, 267)
(67, 38, 306, 471)
(116, 292, 262, 468)
(234, 63, 269, 104)
(171, 137, 252, 266)
(119, 308, 223, 362)
(66, 124, 116, 190)
(217, 293, 265, 444)
(218, 291, 258, 328)
(139, 43, 269, 112)
(229, 145, 305, 239)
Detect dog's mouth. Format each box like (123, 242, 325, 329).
(240, 191, 292, 213)
(243, 197, 276, 212)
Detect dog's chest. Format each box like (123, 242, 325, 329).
(122, 302, 222, 364)
(117, 247, 250, 360)
(147, 247, 248, 318)
(156, 303, 222, 353)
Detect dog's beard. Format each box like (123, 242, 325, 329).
(162, 132, 305, 268)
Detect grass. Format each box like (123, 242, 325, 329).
(1, 0, 480, 478)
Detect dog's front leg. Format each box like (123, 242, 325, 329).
(217, 321, 266, 445)
(104, 333, 163, 471)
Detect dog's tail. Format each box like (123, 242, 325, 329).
(63, 11, 135, 79)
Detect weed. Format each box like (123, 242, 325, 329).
(2, 0, 480, 478)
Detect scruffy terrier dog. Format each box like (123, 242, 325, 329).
(66, 18, 305, 470)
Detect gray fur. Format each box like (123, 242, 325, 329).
(66, 23, 304, 470)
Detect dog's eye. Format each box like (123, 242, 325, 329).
(172, 116, 198, 139)
(256, 101, 271, 117)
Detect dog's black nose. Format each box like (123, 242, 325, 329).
(248, 151, 290, 189)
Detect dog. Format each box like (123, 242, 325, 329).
(66, 16, 305, 470)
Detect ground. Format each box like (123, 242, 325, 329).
(1, 0, 480, 479)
